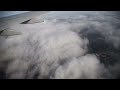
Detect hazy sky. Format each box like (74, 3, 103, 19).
(0, 11, 30, 18)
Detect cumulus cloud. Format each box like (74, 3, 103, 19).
(0, 21, 89, 79)
(38, 12, 120, 50)
(53, 54, 107, 79)
(0, 11, 120, 79)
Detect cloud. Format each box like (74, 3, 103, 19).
(0, 21, 89, 79)
(0, 11, 120, 79)
(53, 54, 107, 79)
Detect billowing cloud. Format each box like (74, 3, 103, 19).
(0, 11, 120, 79)
(53, 54, 107, 79)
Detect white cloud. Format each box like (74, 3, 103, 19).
(0, 11, 120, 79)
(54, 54, 107, 79)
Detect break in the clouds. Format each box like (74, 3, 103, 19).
(0, 11, 120, 79)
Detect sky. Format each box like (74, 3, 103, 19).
(0, 11, 30, 18)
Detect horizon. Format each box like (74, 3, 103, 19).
(0, 11, 30, 18)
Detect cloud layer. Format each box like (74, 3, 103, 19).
(0, 11, 120, 79)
